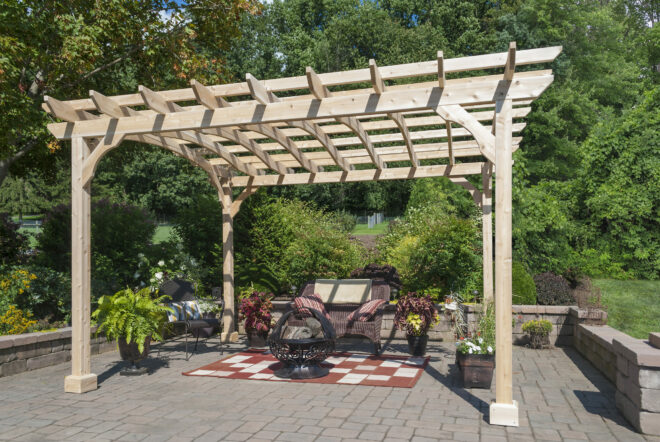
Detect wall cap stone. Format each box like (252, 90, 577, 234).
(649, 333, 660, 350)
(613, 337, 660, 367)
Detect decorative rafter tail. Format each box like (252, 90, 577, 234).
(437, 51, 446, 88)
(504, 42, 517, 82)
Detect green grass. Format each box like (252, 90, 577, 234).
(153, 225, 175, 244)
(593, 279, 660, 339)
(352, 221, 389, 235)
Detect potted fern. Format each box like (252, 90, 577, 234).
(92, 287, 172, 375)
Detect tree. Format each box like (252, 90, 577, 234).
(0, 0, 260, 187)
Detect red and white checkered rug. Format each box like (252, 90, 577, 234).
(182, 349, 429, 388)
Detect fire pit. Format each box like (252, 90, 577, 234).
(268, 309, 336, 379)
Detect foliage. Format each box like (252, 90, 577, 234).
(92, 287, 172, 353)
(595, 279, 660, 339)
(456, 337, 494, 355)
(350, 263, 402, 291)
(534, 272, 574, 306)
(238, 292, 273, 333)
(379, 205, 481, 298)
(0, 213, 28, 265)
(0, 267, 36, 314)
(406, 177, 478, 219)
(329, 211, 357, 234)
(0, 0, 260, 186)
(512, 262, 537, 305)
(172, 194, 223, 269)
(36, 199, 156, 299)
(393, 292, 439, 337)
(0, 306, 36, 335)
(456, 303, 495, 355)
(522, 319, 553, 336)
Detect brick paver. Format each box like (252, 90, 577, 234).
(0, 338, 657, 441)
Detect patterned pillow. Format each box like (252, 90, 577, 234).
(293, 293, 330, 320)
(167, 301, 202, 321)
(347, 299, 387, 322)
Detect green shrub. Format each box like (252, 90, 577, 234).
(522, 319, 553, 336)
(534, 272, 575, 305)
(379, 205, 481, 298)
(329, 210, 357, 233)
(512, 262, 537, 305)
(6, 265, 71, 322)
(0, 213, 28, 266)
(36, 200, 155, 299)
(172, 194, 222, 268)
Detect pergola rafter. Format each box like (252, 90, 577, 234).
(45, 44, 561, 428)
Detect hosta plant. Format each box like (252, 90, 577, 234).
(92, 287, 172, 353)
(394, 292, 439, 337)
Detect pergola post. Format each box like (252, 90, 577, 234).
(64, 137, 97, 393)
(482, 162, 493, 304)
(218, 180, 239, 342)
(490, 98, 518, 425)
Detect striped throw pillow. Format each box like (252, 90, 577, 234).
(293, 293, 330, 320)
(167, 301, 202, 321)
(167, 302, 184, 322)
(347, 299, 386, 322)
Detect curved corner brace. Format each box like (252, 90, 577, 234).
(449, 177, 482, 207)
(81, 135, 125, 186)
(434, 104, 496, 163)
(230, 186, 259, 217)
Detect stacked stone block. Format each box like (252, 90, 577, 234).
(614, 332, 660, 436)
(0, 327, 116, 378)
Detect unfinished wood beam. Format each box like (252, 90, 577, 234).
(191, 80, 320, 173)
(230, 162, 484, 187)
(305, 67, 385, 170)
(369, 60, 418, 166)
(447, 122, 454, 166)
(504, 42, 517, 82)
(438, 51, 446, 88)
(250, 71, 352, 171)
(435, 104, 496, 163)
(48, 73, 555, 140)
(449, 177, 481, 205)
(138, 86, 276, 176)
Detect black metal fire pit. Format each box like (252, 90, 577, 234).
(268, 308, 336, 379)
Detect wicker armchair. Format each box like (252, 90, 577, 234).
(290, 279, 390, 354)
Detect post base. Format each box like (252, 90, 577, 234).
(64, 374, 98, 393)
(489, 400, 519, 426)
(221, 331, 239, 343)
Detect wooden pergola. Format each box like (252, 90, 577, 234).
(44, 43, 560, 426)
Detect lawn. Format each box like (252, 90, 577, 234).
(593, 279, 660, 339)
(153, 224, 175, 244)
(352, 221, 389, 235)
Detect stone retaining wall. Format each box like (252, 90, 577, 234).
(574, 325, 660, 436)
(0, 327, 116, 378)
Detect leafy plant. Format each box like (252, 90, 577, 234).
(238, 291, 273, 333)
(456, 302, 495, 354)
(350, 263, 402, 291)
(534, 272, 575, 305)
(522, 319, 553, 336)
(0, 306, 37, 335)
(512, 262, 537, 305)
(456, 337, 494, 355)
(92, 287, 172, 353)
(394, 292, 439, 337)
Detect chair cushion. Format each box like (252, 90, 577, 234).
(347, 299, 387, 322)
(187, 318, 219, 329)
(314, 279, 372, 304)
(167, 301, 202, 321)
(293, 293, 331, 320)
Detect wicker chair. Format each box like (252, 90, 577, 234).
(290, 279, 390, 354)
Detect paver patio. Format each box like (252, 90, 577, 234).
(0, 339, 656, 442)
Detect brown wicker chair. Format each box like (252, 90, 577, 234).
(289, 279, 390, 354)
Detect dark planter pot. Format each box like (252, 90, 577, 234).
(528, 333, 550, 349)
(248, 330, 269, 348)
(118, 336, 151, 376)
(406, 334, 429, 356)
(457, 352, 494, 388)
(192, 313, 217, 339)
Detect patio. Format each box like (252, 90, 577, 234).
(0, 339, 655, 442)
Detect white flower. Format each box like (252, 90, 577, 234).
(455, 342, 460, 346)
(487, 346, 493, 354)
(150, 277, 155, 283)
(158, 260, 165, 267)
(478, 338, 483, 344)
(155, 272, 163, 280)
(475, 346, 481, 352)
(138, 253, 145, 259)
(133, 272, 140, 279)
(468, 348, 473, 354)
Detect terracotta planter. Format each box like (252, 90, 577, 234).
(248, 330, 269, 348)
(406, 335, 429, 356)
(457, 352, 494, 388)
(118, 336, 151, 376)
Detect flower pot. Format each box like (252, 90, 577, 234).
(118, 336, 151, 376)
(528, 333, 550, 349)
(457, 353, 494, 388)
(406, 334, 428, 356)
(248, 330, 269, 348)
